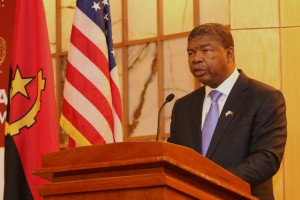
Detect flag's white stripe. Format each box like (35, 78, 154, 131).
(73, 7, 108, 60)
(63, 79, 114, 143)
(68, 44, 113, 105)
(112, 107, 123, 142)
(110, 65, 121, 88)
(110, 63, 122, 142)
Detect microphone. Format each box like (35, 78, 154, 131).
(156, 93, 175, 141)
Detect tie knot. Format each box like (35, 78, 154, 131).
(209, 90, 222, 102)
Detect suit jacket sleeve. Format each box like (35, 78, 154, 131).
(226, 88, 287, 187)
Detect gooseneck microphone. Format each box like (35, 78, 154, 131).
(156, 93, 175, 141)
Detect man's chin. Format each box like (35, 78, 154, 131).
(197, 79, 218, 88)
(196, 76, 210, 85)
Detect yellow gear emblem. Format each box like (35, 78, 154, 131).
(5, 69, 45, 136)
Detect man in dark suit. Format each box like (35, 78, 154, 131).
(168, 23, 287, 200)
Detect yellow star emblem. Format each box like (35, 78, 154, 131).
(11, 67, 33, 98)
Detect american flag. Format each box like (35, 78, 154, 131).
(60, 0, 123, 146)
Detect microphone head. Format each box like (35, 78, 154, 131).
(166, 93, 175, 102)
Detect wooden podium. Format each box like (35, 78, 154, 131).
(34, 141, 257, 200)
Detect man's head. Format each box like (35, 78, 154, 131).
(188, 23, 234, 49)
(187, 23, 236, 88)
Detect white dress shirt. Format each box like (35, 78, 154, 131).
(201, 68, 240, 128)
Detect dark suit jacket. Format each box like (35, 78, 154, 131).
(168, 70, 287, 200)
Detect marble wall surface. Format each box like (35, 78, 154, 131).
(127, 43, 158, 136)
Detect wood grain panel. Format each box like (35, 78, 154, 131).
(281, 27, 300, 200)
(231, 29, 281, 89)
(280, 0, 300, 26)
(231, 0, 279, 28)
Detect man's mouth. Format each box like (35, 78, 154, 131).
(193, 68, 208, 77)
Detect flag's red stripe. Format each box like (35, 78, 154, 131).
(65, 62, 114, 132)
(62, 99, 106, 144)
(70, 26, 110, 80)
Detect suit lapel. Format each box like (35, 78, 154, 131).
(191, 88, 205, 153)
(206, 71, 249, 158)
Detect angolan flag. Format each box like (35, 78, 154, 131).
(4, 0, 59, 199)
(60, 0, 123, 146)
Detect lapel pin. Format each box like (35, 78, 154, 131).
(225, 111, 233, 117)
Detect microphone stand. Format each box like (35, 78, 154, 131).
(156, 93, 175, 141)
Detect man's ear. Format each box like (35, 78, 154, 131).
(226, 46, 235, 63)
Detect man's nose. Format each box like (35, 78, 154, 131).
(193, 51, 204, 62)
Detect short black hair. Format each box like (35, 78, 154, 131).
(188, 23, 234, 48)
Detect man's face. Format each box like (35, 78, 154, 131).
(187, 35, 234, 88)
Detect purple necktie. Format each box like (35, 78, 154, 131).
(202, 90, 222, 156)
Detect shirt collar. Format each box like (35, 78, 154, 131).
(205, 68, 240, 96)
